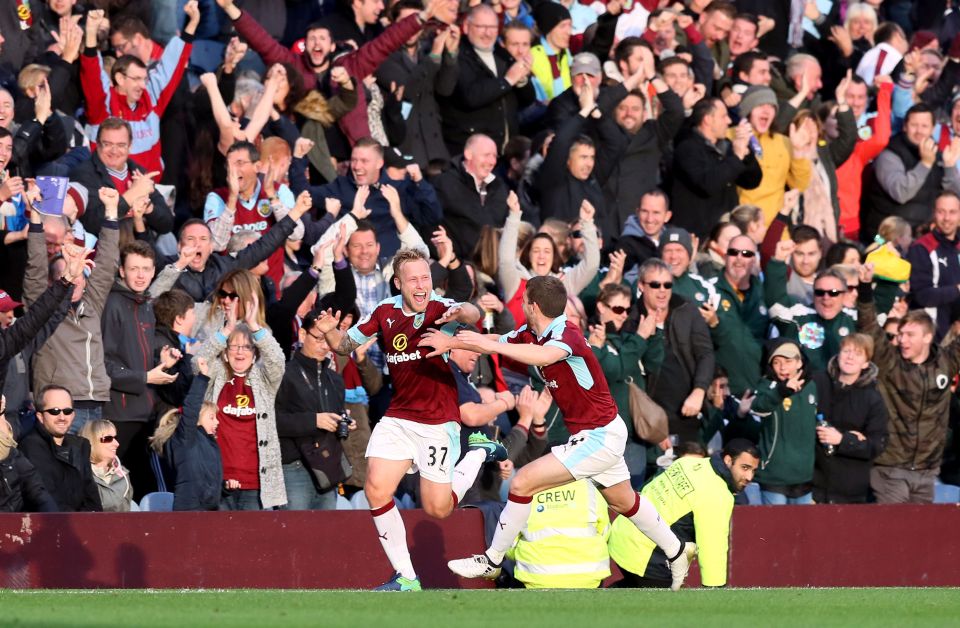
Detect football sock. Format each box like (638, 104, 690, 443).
(371, 501, 416, 580)
(486, 492, 533, 564)
(452, 449, 486, 503)
(625, 492, 682, 560)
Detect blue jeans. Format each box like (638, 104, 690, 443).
(67, 406, 102, 436)
(622, 439, 648, 490)
(760, 489, 814, 505)
(282, 461, 338, 510)
(219, 488, 261, 511)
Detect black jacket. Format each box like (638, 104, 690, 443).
(537, 103, 623, 229)
(156, 215, 297, 302)
(167, 374, 222, 511)
(861, 133, 948, 238)
(813, 358, 888, 503)
(603, 86, 685, 242)
(438, 41, 535, 154)
(669, 129, 762, 238)
(375, 45, 458, 167)
(18, 424, 102, 512)
(102, 281, 157, 423)
(69, 152, 174, 237)
(0, 278, 71, 391)
(0, 448, 58, 513)
(275, 351, 347, 465)
(10, 114, 68, 178)
(434, 157, 510, 259)
(151, 324, 193, 412)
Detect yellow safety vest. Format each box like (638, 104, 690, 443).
(607, 457, 734, 587)
(529, 43, 571, 103)
(508, 480, 611, 589)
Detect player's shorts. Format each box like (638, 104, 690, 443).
(551, 417, 630, 488)
(365, 416, 461, 484)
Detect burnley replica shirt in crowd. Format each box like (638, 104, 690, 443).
(348, 293, 462, 424)
(216, 374, 260, 489)
(500, 314, 619, 434)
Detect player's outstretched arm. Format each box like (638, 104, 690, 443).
(458, 329, 568, 367)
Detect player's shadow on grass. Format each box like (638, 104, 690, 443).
(410, 519, 459, 589)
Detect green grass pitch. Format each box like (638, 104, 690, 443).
(2, 589, 960, 627)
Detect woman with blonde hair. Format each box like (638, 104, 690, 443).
(80, 419, 133, 512)
(150, 359, 223, 511)
(193, 268, 267, 343)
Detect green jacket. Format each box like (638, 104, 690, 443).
(765, 259, 857, 372)
(672, 272, 717, 308)
(591, 330, 663, 441)
(752, 376, 819, 487)
(708, 273, 768, 396)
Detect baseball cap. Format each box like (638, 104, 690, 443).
(768, 342, 802, 363)
(570, 52, 602, 77)
(383, 146, 415, 169)
(0, 290, 23, 313)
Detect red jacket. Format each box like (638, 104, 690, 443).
(233, 11, 425, 146)
(80, 35, 193, 176)
(836, 81, 892, 240)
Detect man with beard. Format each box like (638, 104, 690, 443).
(608, 439, 760, 588)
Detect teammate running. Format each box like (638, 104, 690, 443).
(419, 275, 696, 590)
(315, 249, 506, 591)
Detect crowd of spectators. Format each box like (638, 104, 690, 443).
(3, 0, 960, 516)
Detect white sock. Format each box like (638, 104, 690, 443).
(626, 493, 682, 560)
(452, 449, 486, 504)
(486, 492, 533, 564)
(371, 502, 416, 579)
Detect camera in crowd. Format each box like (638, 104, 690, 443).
(336, 412, 353, 441)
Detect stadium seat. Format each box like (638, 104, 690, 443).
(336, 494, 352, 510)
(350, 491, 370, 510)
(139, 492, 175, 512)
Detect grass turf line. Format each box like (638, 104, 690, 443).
(2, 588, 960, 627)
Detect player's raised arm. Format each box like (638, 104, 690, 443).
(315, 309, 362, 356)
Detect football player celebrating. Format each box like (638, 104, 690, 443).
(420, 275, 696, 590)
(315, 249, 503, 591)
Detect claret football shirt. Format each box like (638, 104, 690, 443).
(348, 293, 462, 425)
(500, 315, 619, 434)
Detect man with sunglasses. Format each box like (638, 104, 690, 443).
(18, 384, 103, 511)
(699, 234, 768, 397)
(626, 258, 715, 446)
(766, 239, 858, 371)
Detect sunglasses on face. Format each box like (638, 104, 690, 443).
(886, 332, 897, 341)
(42, 407, 74, 416)
(99, 435, 118, 444)
(603, 304, 629, 315)
(570, 230, 583, 239)
(814, 288, 844, 298)
(218, 290, 240, 300)
(644, 281, 673, 290)
(726, 248, 757, 258)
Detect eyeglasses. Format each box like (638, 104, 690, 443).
(99, 140, 129, 151)
(123, 73, 148, 84)
(643, 281, 673, 290)
(99, 435, 118, 444)
(814, 288, 844, 298)
(470, 23, 499, 31)
(218, 290, 240, 300)
(227, 344, 254, 353)
(305, 330, 325, 341)
(726, 248, 757, 258)
(603, 304, 629, 315)
(886, 332, 897, 341)
(847, 285, 859, 292)
(41, 407, 74, 416)
(570, 230, 583, 239)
